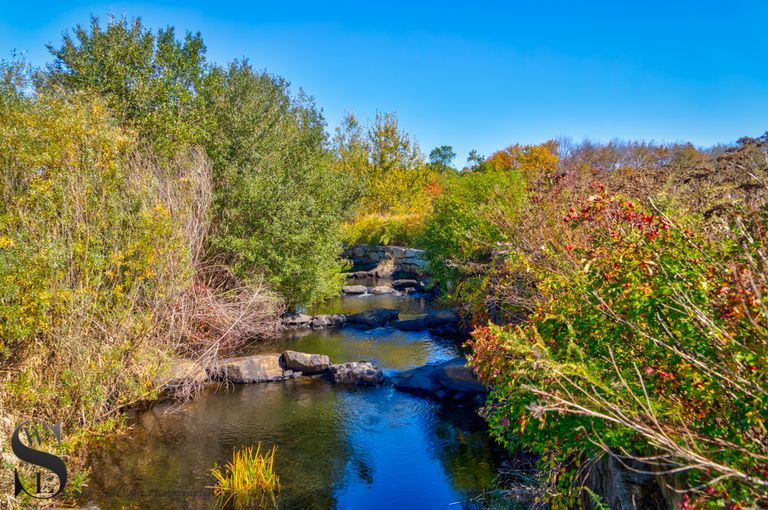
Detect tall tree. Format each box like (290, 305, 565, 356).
(465, 149, 485, 171)
(334, 111, 432, 214)
(204, 62, 355, 306)
(44, 15, 212, 152)
(428, 145, 456, 172)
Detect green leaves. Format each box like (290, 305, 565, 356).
(204, 62, 355, 307)
(45, 15, 211, 152)
(470, 194, 768, 507)
(421, 168, 526, 287)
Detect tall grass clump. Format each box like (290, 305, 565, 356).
(211, 444, 281, 509)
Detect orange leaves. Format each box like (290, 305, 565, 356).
(425, 179, 442, 199)
(484, 142, 559, 181)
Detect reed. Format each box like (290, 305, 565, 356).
(210, 444, 281, 509)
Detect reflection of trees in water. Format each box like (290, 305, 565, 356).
(83, 379, 353, 510)
(249, 328, 458, 371)
(426, 403, 502, 501)
(309, 289, 430, 317)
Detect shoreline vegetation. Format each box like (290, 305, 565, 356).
(1, 14, 766, 509)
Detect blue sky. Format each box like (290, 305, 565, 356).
(1, 1, 767, 164)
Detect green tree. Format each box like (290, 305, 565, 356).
(420, 169, 526, 288)
(334, 111, 433, 215)
(465, 149, 485, 171)
(42, 17, 354, 307)
(428, 145, 456, 172)
(44, 15, 212, 152)
(204, 62, 355, 306)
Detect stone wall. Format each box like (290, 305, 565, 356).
(342, 244, 429, 275)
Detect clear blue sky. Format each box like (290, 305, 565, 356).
(1, 1, 767, 164)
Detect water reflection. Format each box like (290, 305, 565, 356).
(250, 327, 459, 372)
(82, 382, 501, 510)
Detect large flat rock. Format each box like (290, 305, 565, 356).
(310, 314, 346, 329)
(283, 313, 313, 327)
(346, 308, 399, 329)
(342, 285, 368, 295)
(433, 357, 487, 393)
(393, 357, 487, 397)
(392, 316, 427, 331)
(209, 354, 288, 383)
(425, 309, 460, 328)
(371, 285, 398, 295)
(392, 364, 441, 393)
(282, 350, 331, 374)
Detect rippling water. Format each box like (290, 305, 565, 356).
(80, 281, 504, 509)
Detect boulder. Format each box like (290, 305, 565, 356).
(281, 350, 331, 374)
(434, 358, 487, 393)
(310, 314, 346, 329)
(342, 285, 368, 295)
(391, 279, 419, 291)
(402, 257, 428, 270)
(371, 285, 398, 295)
(393, 357, 487, 398)
(209, 354, 286, 383)
(393, 364, 442, 393)
(283, 313, 313, 327)
(346, 308, 399, 329)
(392, 317, 427, 331)
(329, 361, 384, 385)
(426, 309, 460, 328)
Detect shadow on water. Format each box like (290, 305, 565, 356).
(80, 285, 509, 510)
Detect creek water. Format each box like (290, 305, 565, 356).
(79, 279, 505, 509)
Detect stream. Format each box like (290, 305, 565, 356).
(79, 278, 506, 509)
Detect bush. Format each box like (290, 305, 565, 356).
(45, 15, 212, 152)
(420, 169, 527, 295)
(204, 62, 355, 307)
(43, 17, 354, 308)
(470, 193, 768, 508)
(0, 89, 205, 432)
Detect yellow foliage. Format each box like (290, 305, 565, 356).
(0, 90, 200, 434)
(484, 141, 559, 186)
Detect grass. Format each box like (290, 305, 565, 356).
(210, 444, 281, 509)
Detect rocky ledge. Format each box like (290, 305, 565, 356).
(341, 280, 432, 297)
(392, 309, 463, 335)
(346, 308, 400, 329)
(208, 353, 297, 383)
(282, 313, 347, 330)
